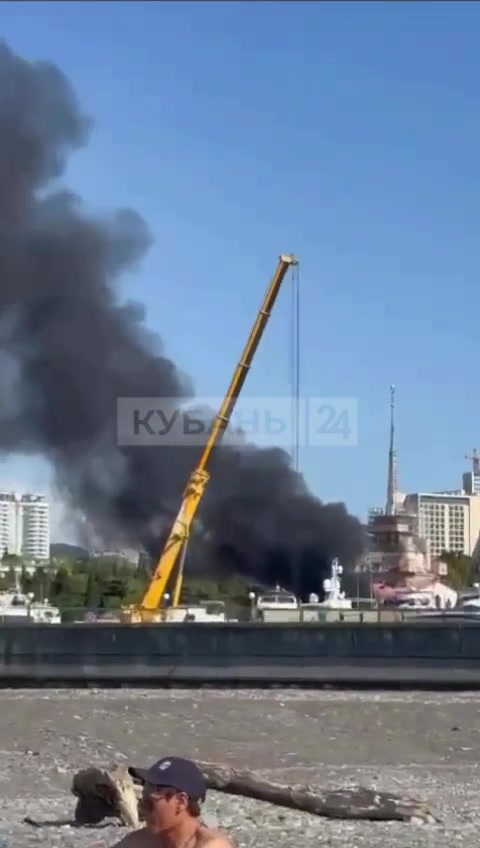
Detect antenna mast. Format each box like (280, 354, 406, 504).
(386, 384, 397, 515)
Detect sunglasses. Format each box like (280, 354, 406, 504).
(141, 787, 187, 810)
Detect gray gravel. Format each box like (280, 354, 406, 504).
(0, 688, 480, 847)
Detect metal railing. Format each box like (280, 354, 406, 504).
(0, 602, 476, 625)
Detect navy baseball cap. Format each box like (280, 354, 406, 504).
(128, 756, 207, 800)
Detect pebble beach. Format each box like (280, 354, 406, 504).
(1, 688, 479, 847)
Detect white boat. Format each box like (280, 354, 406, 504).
(29, 601, 62, 624)
(256, 586, 299, 611)
(0, 590, 61, 623)
(0, 590, 30, 621)
(317, 559, 353, 610)
(380, 589, 438, 610)
(99, 600, 229, 624)
(457, 587, 480, 609)
(255, 560, 354, 615)
(166, 600, 228, 623)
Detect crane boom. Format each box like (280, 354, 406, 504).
(127, 254, 298, 619)
(195, 254, 299, 474)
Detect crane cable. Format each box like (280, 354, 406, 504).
(289, 262, 300, 473)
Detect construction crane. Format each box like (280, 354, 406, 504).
(466, 449, 479, 476)
(121, 253, 299, 623)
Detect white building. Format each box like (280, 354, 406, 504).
(21, 494, 50, 560)
(92, 549, 140, 566)
(463, 470, 480, 496)
(0, 493, 23, 558)
(403, 491, 480, 559)
(0, 492, 50, 561)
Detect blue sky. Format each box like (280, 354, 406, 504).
(1, 0, 479, 537)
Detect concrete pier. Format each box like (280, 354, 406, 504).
(1, 620, 480, 686)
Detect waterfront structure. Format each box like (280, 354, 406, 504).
(364, 386, 429, 572)
(365, 507, 421, 571)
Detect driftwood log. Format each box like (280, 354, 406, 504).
(65, 761, 437, 826)
(73, 765, 140, 828)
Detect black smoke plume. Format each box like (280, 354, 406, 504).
(0, 41, 365, 597)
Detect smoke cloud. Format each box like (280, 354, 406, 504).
(0, 41, 365, 596)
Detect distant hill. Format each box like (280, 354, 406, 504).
(50, 542, 89, 559)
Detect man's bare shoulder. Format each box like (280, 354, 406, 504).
(202, 837, 235, 848)
(107, 826, 152, 848)
(104, 824, 234, 848)
(198, 824, 235, 848)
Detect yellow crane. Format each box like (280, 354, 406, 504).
(122, 254, 298, 623)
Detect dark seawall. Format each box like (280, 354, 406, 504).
(1, 620, 480, 687)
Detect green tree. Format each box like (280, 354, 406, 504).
(100, 576, 128, 608)
(2, 552, 22, 567)
(84, 570, 101, 608)
(441, 552, 475, 591)
(33, 567, 51, 601)
(0, 565, 18, 591)
(137, 553, 153, 582)
(50, 566, 71, 599)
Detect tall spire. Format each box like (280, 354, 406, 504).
(386, 384, 397, 515)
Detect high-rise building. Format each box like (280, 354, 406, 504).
(0, 492, 50, 561)
(403, 491, 480, 559)
(463, 470, 480, 496)
(463, 449, 480, 495)
(21, 494, 50, 560)
(0, 493, 23, 558)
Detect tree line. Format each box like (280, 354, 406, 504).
(0, 552, 253, 617)
(0, 550, 476, 618)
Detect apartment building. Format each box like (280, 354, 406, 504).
(0, 493, 23, 558)
(21, 494, 50, 560)
(0, 492, 50, 561)
(463, 470, 480, 496)
(403, 491, 480, 559)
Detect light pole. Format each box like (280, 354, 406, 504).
(248, 591, 256, 621)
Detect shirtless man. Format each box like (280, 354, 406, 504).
(109, 756, 233, 848)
